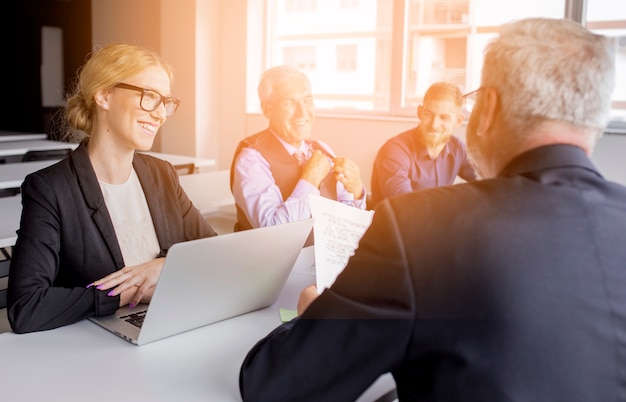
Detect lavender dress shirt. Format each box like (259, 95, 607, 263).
(232, 134, 366, 228)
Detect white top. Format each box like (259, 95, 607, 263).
(99, 168, 160, 266)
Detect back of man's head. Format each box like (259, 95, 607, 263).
(482, 18, 615, 138)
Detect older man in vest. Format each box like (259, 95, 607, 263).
(230, 65, 367, 234)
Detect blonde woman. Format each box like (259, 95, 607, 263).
(8, 43, 216, 334)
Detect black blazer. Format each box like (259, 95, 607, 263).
(8, 142, 216, 333)
(240, 144, 626, 401)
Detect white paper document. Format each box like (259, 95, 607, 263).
(309, 194, 374, 292)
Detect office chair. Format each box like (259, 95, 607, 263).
(173, 162, 196, 175)
(0, 188, 20, 198)
(21, 148, 71, 162)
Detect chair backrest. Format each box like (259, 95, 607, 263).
(0, 247, 10, 309)
(178, 169, 234, 215)
(173, 162, 195, 175)
(0, 188, 20, 198)
(21, 148, 71, 162)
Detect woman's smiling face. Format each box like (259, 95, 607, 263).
(264, 75, 315, 148)
(104, 65, 172, 152)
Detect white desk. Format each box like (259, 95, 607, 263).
(0, 195, 21, 249)
(142, 151, 216, 172)
(0, 247, 396, 402)
(0, 132, 48, 142)
(0, 139, 78, 158)
(0, 160, 58, 190)
(0, 136, 215, 172)
(0, 164, 223, 249)
(178, 169, 234, 215)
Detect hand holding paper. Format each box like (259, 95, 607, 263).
(309, 195, 374, 293)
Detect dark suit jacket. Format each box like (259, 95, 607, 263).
(240, 144, 626, 401)
(8, 141, 216, 333)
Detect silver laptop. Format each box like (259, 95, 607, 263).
(89, 218, 314, 345)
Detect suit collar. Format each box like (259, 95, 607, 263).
(70, 141, 124, 266)
(499, 144, 601, 179)
(71, 140, 104, 211)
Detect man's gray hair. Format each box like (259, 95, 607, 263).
(482, 18, 615, 137)
(258, 65, 310, 110)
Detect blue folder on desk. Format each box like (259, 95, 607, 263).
(89, 218, 314, 345)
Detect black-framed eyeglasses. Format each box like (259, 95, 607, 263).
(462, 87, 482, 113)
(114, 83, 181, 117)
(463, 87, 482, 103)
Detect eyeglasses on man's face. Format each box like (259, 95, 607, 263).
(462, 87, 482, 113)
(114, 83, 181, 117)
(463, 87, 482, 103)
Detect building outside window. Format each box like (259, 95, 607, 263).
(336, 44, 358, 72)
(248, 0, 625, 125)
(586, 0, 626, 127)
(283, 46, 317, 71)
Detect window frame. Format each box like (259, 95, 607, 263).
(249, 0, 624, 124)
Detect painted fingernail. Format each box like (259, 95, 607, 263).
(107, 290, 116, 296)
(96, 285, 104, 290)
(129, 302, 136, 309)
(86, 283, 94, 288)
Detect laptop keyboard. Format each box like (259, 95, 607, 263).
(120, 310, 147, 328)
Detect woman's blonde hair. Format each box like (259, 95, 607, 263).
(63, 43, 174, 141)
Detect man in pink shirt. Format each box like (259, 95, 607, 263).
(230, 65, 367, 233)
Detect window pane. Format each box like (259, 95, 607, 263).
(267, 0, 394, 113)
(404, 0, 565, 112)
(336, 44, 358, 72)
(250, 0, 567, 117)
(586, 0, 626, 125)
(473, 0, 564, 25)
(587, 0, 624, 22)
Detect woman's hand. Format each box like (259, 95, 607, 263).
(88, 257, 165, 308)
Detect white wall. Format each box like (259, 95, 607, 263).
(91, 0, 215, 160)
(91, 0, 163, 149)
(159, 0, 199, 158)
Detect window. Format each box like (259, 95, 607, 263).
(250, 0, 393, 113)
(586, 0, 626, 126)
(340, 0, 360, 9)
(283, 46, 317, 70)
(404, 0, 564, 112)
(336, 44, 358, 72)
(285, 0, 317, 13)
(248, 0, 623, 123)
